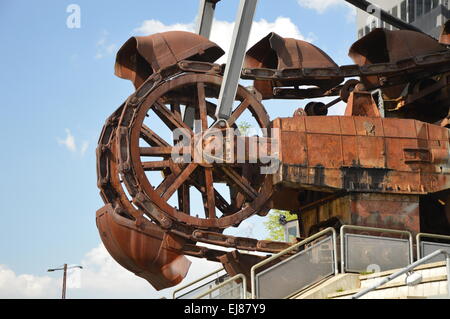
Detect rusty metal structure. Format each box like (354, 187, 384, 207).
(96, 0, 450, 290)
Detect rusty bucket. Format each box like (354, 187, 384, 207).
(96, 204, 191, 291)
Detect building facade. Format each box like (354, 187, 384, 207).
(356, 0, 450, 39)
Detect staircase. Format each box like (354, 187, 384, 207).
(300, 261, 449, 299)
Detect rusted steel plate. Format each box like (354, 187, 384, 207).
(349, 29, 446, 66)
(349, 193, 420, 235)
(96, 204, 191, 291)
(244, 32, 343, 98)
(115, 31, 224, 88)
(385, 137, 418, 172)
(299, 193, 420, 237)
(344, 91, 380, 117)
(306, 134, 343, 168)
(275, 116, 450, 195)
(279, 131, 307, 165)
(304, 116, 341, 135)
(342, 136, 358, 167)
(440, 20, 450, 45)
(349, 28, 447, 97)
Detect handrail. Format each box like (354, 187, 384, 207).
(194, 274, 247, 299)
(416, 232, 450, 259)
(340, 225, 414, 273)
(172, 267, 225, 299)
(250, 227, 338, 299)
(352, 249, 450, 299)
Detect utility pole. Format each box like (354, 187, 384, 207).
(48, 264, 83, 299)
(62, 264, 67, 299)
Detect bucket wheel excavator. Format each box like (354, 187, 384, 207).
(96, 0, 450, 290)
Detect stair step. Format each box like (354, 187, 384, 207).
(328, 275, 447, 299)
(359, 261, 446, 281)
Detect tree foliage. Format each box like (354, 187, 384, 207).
(237, 121, 252, 136)
(264, 210, 298, 242)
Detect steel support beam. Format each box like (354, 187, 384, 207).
(216, 0, 258, 121)
(190, 1, 221, 128)
(196, 0, 220, 39)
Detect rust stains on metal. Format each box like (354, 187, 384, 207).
(244, 32, 343, 99)
(97, 24, 450, 291)
(96, 204, 191, 290)
(349, 28, 447, 98)
(115, 31, 224, 88)
(273, 116, 450, 196)
(440, 20, 450, 45)
(349, 29, 445, 66)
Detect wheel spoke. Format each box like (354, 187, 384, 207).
(197, 83, 208, 132)
(153, 100, 194, 135)
(204, 168, 216, 219)
(140, 147, 174, 157)
(156, 174, 178, 197)
(230, 186, 246, 213)
(170, 103, 182, 122)
(227, 99, 250, 127)
(220, 167, 258, 200)
(142, 160, 171, 171)
(178, 185, 190, 215)
(161, 163, 198, 201)
(141, 125, 170, 147)
(187, 174, 233, 215)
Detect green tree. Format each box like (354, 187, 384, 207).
(264, 210, 298, 242)
(237, 121, 252, 136)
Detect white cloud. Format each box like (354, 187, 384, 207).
(0, 243, 220, 299)
(297, 0, 346, 13)
(57, 129, 89, 157)
(95, 31, 117, 60)
(75, 243, 220, 299)
(134, 19, 194, 34)
(80, 141, 89, 156)
(57, 129, 76, 153)
(297, 0, 356, 20)
(0, 265, 59, 298)
(134, 17, 310, 64)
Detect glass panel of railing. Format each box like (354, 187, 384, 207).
(421, 241, 450, 263)
(255, 236, 335, 299)
(176, 274, 229, 299)
(198, 280, 244, 299)
(344, 233, 411, 273)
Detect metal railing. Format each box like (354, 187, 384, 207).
(173, 226, 449, 300)
(352, 249, 450, 299)
(250, 227, 338, 299)
(172, 268, 227, 299)
(195, 274, 247, 299)
(340, 225, 413, 274)
(416, 232, 450, 260)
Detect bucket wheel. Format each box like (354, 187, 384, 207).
(117, 73, 273, 230)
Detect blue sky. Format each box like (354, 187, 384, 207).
(0, 0, 356, 298)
